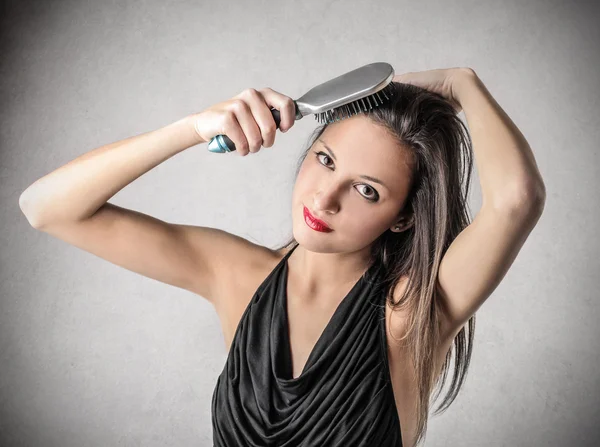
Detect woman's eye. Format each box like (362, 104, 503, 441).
(314, 151, 379, 202)
(316, 151, 333, 167)
(356, 185, 379, 202)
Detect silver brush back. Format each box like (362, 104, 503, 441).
(208, 62, 395, 153)
(296, 62, 395, 124)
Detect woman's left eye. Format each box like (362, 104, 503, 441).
(314, 151, 380, 202)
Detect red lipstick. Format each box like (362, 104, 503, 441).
(303, 206, 333, 232)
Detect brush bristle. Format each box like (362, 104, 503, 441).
(314, 83, 396, 124)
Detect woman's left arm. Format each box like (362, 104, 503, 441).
(428, 69, 546, 341)
(453, 68, 546, 209)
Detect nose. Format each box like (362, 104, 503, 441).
(313, 182, 342, 214)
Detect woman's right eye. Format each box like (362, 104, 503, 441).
(315, 151, 333, 167)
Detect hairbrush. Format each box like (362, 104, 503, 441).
(207, 62, 396, 153)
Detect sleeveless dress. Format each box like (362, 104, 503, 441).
(211, 243, 403, 446)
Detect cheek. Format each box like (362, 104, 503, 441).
(293, 164, 315, 198)
(339, 209, 385, 236)
(350, 216, 383, 234)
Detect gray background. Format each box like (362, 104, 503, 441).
(2, 0, 598, 446)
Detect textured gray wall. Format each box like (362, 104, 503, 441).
(2, 0, 598, 446)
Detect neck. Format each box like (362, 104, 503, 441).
(288, 244, 373, 296)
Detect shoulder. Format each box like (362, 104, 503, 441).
(205, 240, 285, 349)
(274, 244, 295, 258)
(387, 274, 456, 346)
(185, 228, 282, 306)
(386, 274, 458, 384)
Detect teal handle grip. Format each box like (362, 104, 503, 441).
(207, 108, 282, 153)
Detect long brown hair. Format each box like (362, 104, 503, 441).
(272, 81, 476, 446)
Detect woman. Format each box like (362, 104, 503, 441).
(19, 67, 546, 447)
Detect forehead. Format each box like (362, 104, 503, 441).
(316, 117, 414, 193)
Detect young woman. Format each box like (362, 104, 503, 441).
(19, 67, 545, 447)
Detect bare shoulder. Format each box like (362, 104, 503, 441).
(387, 274, 458, 341)
(185, 227, 280, 302)
(193, 233, 291, 349)
(386, 274, 458, 372)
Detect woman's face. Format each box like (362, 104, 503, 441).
(291, 115, 414, 254)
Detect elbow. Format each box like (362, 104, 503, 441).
(519, 178, 546, 214)
(19, 191, 44, 229)
(495, 178, 546, 217)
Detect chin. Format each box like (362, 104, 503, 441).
(293, 225, 342, 254)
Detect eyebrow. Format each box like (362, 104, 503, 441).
(317, 139, 388, 189)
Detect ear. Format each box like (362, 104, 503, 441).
(389, 214, 414, 233)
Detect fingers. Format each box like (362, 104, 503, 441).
(233, 88, 275, 154)
(217, 87, 295, 157)
(220, 99, 251, 156)
(258, 87, 296, 133)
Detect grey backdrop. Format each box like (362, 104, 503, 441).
(2, 0, 598, 446)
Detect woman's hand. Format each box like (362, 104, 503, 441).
(191, 87, 297, 156)
(392, 67, 476, 114)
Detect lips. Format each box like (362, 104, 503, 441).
(303, 206, 333, 232)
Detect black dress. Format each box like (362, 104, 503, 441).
(211, 243, 403, 446)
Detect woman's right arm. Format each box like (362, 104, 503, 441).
(18, 88, 296, 306)
(17, 114, 277, 304)
(20, 116, 201, 226)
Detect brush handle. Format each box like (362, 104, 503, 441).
(207, 108, 282, 153)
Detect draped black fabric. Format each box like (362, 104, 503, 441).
(211, 243, 403, 446)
